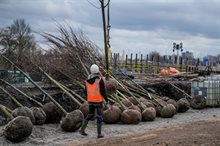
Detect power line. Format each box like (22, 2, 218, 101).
(86, 0, 101, 9)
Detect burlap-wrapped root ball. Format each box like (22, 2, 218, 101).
(42, 102, 63, 123)
(190, 95, 206, 109)
(12, 106, 35, 124)
(4, 116, 33, 142)
(161, 96, 170, 102)
(128, 97, 139, 105)
(177, 98, 190, 113)
(128, 105, 141, 113)
(142, 107, 156, 121)
(142, 101, 155, 109)
(103, 105, 121, 124)
(155, 104, 162, 116)
(137, 103, 147, 112)
(121, 99, 132, 107)
(30, 107, 46, 125)
(61, 110, 84, 132)
(120, 109, 142, 124)
(160, 104, 176, 118)
(167, 99, 178, 112)
(139, 97, 148, 103)
(79, 102, 89, 117)
(105, 79, 118, 95)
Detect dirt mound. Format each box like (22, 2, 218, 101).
(4, 116, 33, 142)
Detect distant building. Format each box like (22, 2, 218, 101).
(182, 51, 194, 60)
(204, 55, 217, 66)
(181, 51, 194, 65)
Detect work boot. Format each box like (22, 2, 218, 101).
(97, 123, 104, 138)
(79, 120, 88, 136)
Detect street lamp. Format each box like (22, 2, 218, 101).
(173, 42, 183, 65)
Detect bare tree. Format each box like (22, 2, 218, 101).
(41, 24, 103, 82)
(0, 19, 38, 70)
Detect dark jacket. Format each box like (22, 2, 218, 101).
(85, 74, 108, 103)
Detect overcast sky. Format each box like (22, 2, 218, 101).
(0, 0, 220, 58)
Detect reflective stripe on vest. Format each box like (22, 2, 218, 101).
(86, 78, 103, 102)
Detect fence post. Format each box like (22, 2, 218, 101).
(113, 53, 116, 70)
(151, 55, 154, 64)
(125, 54, 128, 68)
(180, 56, 183, 71)
(135, 53, 138, 72)
(130, 53, 133, 71)
(174, 56, 177, 65)
(186, 57, 188, 72)
(117, 53, 120, 67)
(157, 55, 160, 73)
(140, 54, 143, 73)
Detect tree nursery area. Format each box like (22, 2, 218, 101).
(0, 1, 220, 145)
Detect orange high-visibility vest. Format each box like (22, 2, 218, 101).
(86, 78, 103, 103)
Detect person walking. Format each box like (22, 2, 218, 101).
(79, 64, 108, 138)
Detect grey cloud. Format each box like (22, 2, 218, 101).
(0, 0, 219, 57)
(110, 0, 220, 38)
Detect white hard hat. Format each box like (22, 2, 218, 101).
(90, 64, 99, 74)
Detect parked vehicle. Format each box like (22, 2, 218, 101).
(113, 68, 135, 79)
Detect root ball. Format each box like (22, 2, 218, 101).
(61, 110, 84, 132)
(155, 104, 162, 116)
(167, 99, 178, 112)
(128, 97, 139, 105)
(120, 109, 142, 124)
(79, 102, 89, 117)
(121, 99, 132, 107)
(161, 104, 176, 118)
(30, 107, 46, 125)
(4, 116, 33, 142)
(42, 102, 63, 123)
(103, 105, 121, 124)
(143, 101, 155, 109)
(12, 106, 35, 124)
(177, 98, 190, 113)
(128, 105, 141, 113)
(190, 95, 206, 109)
(142, 107, 156, 121)
(105, 79, 118, 95)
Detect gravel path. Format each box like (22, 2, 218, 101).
(0, 108, 220, 146)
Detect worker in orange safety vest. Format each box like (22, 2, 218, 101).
(79, 64, 108, 138)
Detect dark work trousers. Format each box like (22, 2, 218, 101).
(85, 102, 103, 123)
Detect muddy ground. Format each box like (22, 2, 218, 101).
(73, 119, 220, 146)
(0, 108, 220, 146)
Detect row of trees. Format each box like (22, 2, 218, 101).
(0, 19, 102, 82)
(1, 19, 220, 76)
(0, 19, 43, 71)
